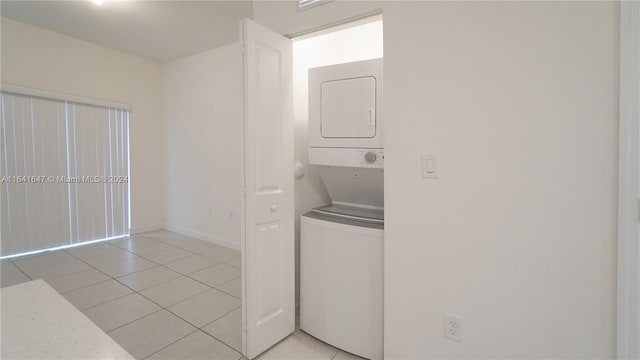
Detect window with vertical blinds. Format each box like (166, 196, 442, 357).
(1, 91, 130, 257)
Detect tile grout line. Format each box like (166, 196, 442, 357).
(62, 255, 229, 314)
(163, 305, 244, 357)
(81, 258, 238, 345)
(10, 235, 237, 298)
(12, 252, 88, 279)
(162, 299, 242, 331)
(140, 326, 244, 360)
(69, 285, 134, 312)
(58, 244, 186, 311)
(86, 238, 242, 355)
(60, 244, 147, 298)
(198, 305, 242, 332)
(143, 233, 240, 258)
(119, 258, 221, 294)
(104, 287, 241, 354)
(7, 232, 234, 295)
(8, 232, 246, 359)
(104, 308, 165, 334)
(211, 276, 242, 299)
(71, 273, 136, 308)
(159, 241, 240, 264)
(133, 238, 239, 271)
(112, 237, 243, 358)
(134, 236, 227, 260)
(140, 328, 201, 360)
(63, 241, 141, 277)
(16, 250, 100, 286)
(180, 268, 240, 291)
(10, 260, 34, 282)
(164, 261, 221, 277)
(197, 307, 245, 352)
(12, 252, 112, 291)
(60, 277, 114, 296)
(138, 235, 245, 355)
(136, 280, 214, 309)
(197, 328, 245, 359)
(73, 243, 196, 295)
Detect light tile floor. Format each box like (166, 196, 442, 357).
(1, 230, 363, 360)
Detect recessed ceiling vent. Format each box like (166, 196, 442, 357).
(298, 0, 332, 12)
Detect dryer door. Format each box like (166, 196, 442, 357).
(308, 59, 383, 149)
(321, 76, 376, 139)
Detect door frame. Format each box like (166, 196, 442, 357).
(618, 1, 639, 358)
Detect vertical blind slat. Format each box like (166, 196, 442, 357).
(0, 92, 130, 256)
(1, 95, 10, 254)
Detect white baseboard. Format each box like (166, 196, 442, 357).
(164, 223, 240, 251)
(130, 223, 164, 234)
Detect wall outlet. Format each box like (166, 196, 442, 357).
(444, 313, 462, 343)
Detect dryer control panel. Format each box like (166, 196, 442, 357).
(309, 148, 384, 168)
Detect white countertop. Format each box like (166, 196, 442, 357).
(1, 279, 134, 359)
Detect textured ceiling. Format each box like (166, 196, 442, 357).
(0, 0, 253, 63)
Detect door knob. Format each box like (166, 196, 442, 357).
(270, 205, 278, 212)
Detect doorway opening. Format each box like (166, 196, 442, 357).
(291, 13, 383, 314)
(291, 15, 384, 360)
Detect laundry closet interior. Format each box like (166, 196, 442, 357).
(293, 16, 384, 360)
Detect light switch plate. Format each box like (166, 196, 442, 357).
(422, 155, 438, 179)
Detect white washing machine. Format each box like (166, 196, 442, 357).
(300, 204, 383, 360)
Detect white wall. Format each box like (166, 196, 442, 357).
(292, 19, 383, 306)
(256, 1, 618, 358)
(0, 17, 165, 233)
(163, 43, 242, 249)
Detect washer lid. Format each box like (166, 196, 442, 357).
(303, 211, 384, 230)
(311, 204, 384, 224)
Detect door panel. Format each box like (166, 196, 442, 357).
(241, 18, 294, 360)
(254, 43, 283, 193)
(256, 221, 282, 323)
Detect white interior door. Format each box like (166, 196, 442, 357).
(240, 18, 294, 360)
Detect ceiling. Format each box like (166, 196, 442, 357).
(0, 0, 254, 63)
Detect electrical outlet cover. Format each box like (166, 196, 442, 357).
(444, 313, 462, 343)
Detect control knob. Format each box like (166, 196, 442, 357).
(364, 151, 377, 163)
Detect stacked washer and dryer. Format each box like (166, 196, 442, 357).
(300, 58, 384, 360)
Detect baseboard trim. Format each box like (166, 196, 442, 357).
(130, 223, 164, 234)
(164, 223, 240, 251)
